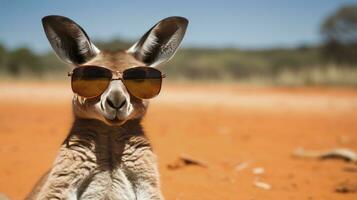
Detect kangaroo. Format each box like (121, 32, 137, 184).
(25, 15, 188, 200)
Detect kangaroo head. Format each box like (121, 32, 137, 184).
(42, 15, 188, 126)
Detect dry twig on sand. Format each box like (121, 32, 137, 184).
(167, 154, 208, 170)
(292, 148, 357, 163)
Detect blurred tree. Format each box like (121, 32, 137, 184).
(0, 44, 6, 58)
(321, 5, 357, 64)
(95, 39, 132, 51)
(0, 44, 6, 72)
(7, 48, 43, 76)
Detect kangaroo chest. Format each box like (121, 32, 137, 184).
(78, 166, 136, 200)
(66, 132, 154, 200)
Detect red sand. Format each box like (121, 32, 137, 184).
(0, 83, 356, 199)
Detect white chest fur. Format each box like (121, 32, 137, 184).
(78, 167, 136, 200)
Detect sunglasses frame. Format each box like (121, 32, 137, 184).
(67, 65, 166, 99)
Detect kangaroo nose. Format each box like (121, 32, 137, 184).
(106, 93, 126, 110)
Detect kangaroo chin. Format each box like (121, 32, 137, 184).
(26, 15, 188, 200)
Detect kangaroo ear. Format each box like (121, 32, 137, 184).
(128, 16, 188, 67)
(42, 15, 100, 65)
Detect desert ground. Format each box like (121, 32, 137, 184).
(0, 82, 356, 200)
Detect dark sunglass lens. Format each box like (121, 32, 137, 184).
(123, 67, 162, 99)
(71, 66, 112, 98)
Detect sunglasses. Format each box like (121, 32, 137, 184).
(68, 65, 166, 99)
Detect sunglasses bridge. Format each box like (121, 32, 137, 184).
(111, 70, 124, 80)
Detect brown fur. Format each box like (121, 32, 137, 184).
(86, 51, 145, 71)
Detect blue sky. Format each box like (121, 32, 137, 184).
(0, 0, 357, 52)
